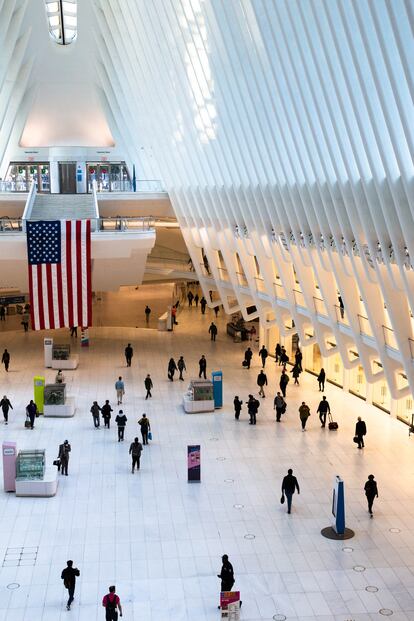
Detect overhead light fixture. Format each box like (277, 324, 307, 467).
(44, 0, 77, 45)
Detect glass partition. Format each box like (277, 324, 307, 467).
(5, 163, 50, 192)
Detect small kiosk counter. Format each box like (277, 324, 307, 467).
(183, 379, 215, 413)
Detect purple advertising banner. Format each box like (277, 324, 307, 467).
(187, 444, 200, 482)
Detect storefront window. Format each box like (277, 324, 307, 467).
(5, 163, 50, 192)
(304, 343, 322, 374)
(372, 379, 391, 413)
(349, 364, 367, 400)
(326, 351, 343, 387)
(87, 162, 131, 192)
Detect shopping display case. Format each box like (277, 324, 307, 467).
(15, 450, 45, 481)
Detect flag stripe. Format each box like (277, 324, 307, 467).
(42, 264, 50, 329)
(60, 221, 68, 326)
(56, 262, 65, 327)
(76, 220, 83, 328)
(66, 221, 74, 328)
(37, 264, 45, 330)
(86, 219, 92, 326)
(51, 263, 60, 328)
(28, 264, 35, 330)
(71, 221, 78, 327)
(46, 264, 54, 329)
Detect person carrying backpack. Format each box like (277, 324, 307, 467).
(102, 585, 123, 620)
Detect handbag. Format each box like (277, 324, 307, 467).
(353, 436, 359, 443)
(148, 431, 152, 441)
(280, 494, 285, 504)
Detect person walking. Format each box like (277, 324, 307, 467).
(171, 305, 178, 325)
(21, 312, 30, 332)
(124, 343, 133, 367)
(115, 410, 127, 442)
(115, 377, 124, 405)
(355, 416, 367, 449)
(317, 368, 325, 391)
(194, 293, 199, 307)
(144, 374, 153, 399)
(279, 369, 289, 398)
(0, 395, 12, 424)
(129, 437, 143, 473)
(70, 326, 78, 337)
(90, 401, 101, 428)
(290, 363, 301, 385)
(199, 354, 207, 379)
(275, 343, 281, 363)
(295, 348, 303, 371)
(102, 400, 113, 428)
(317, 396, 330, 428)
(102, 585, 123, 620)
(281, 468, 300, 514)
(217, 554, 235, 607)
(257, 369, 268, 397)
(213, 305, 219, 318)
(0, 305, 5, 321)
(273, 392, 286, 422)
(244, 347, 253, 369)
(187, 291, 194, 306)
(2, 348, 10, 372)
(299, 401, 311, 431)
(338, 295, 345, 319)
(246, 394, 260, 425)
(168, 357, 177, 381)
(364, 474, 378, 517)
(177, 356, 186, 381)
(138, 413, 151, 445)
(144, 305, 151, 325)
(55, 369, 65, 384)
(259, 345, 268, 368)
(26, 400, 37, 429)
(279, 347, 289, 367)
(58, 440, 71, 475)
(209, 322, 218, 341)
(61, 560, 80, 611)
(233, 396, 242, 420)
(200, 296, 207, 314)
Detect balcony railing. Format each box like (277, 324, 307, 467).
(93, 216, 155, 232)
(254, 276, 266, 293)
(273, 281, 286, 299)
(334, 304, 349, 325)
(382, 325, 398, 350)
(217, 267, 230, 282)
(95, 179, 165, 193)
(357, 313, 372, 337)
(236, 271, 249, 287)
(293, 288, 306, 308)
(0, 217, 23, 231)
(313, 296, 327, 316)
(0, 180, 29, 192)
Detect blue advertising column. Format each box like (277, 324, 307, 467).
(332, 476, 345, 535)
(321, 475, 354, 540)
(212, 370, 223, 408)
(187, 445, 200, 483)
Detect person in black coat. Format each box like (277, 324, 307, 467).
(26, 400, 37, 429)
(233, 396, 242, 420)
(61, 560, 80, 611)
(275, 343, 281, 363)
(279, 369, 289, 398)
(200, 297, 207, 314)
(199, 355, 207, 379)
(217, 554, 234, 595)
(281, 468, 300, 514)
(0, 395, 12, 424)
(246, 394, 259, 425)
(209, 322, 218, 341)
(317, 396, 330, 428)
(101, 400, 113, 428)
(124, 343, 133, 367)
(259, 345, 268, 367)
(364, 474, 378, 516)
(2, 348, 10, 372)
(168, 358, 177, 381)
(295, 348, 303, 371)
(144, 374, 153, 399)
(257, 370, 268, 398)
(317, 368, 325, 391)
(244, 347, 253, 369)
(355, 417, 367, 449)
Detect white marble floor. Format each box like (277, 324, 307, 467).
(0, 304, 413, 620)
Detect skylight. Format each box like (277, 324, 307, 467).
(44, 0, 77, 45)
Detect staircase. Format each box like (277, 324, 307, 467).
(29, 194, 97, 221)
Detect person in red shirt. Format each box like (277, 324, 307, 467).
(102, 585, 123, 620)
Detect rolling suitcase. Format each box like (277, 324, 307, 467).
(328, 412, 338, 430)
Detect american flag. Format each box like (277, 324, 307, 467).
(26, 220, 92, 330)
